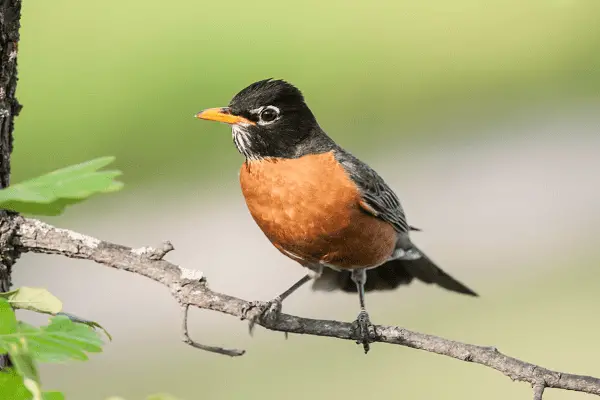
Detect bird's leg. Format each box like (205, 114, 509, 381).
(351, 268, 377, 354)
(243, 273, 314, 334)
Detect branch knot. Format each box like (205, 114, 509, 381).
(132, 241, 174, 260)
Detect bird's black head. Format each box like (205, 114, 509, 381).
(196, 79, 332, 160)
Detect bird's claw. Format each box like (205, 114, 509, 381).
(242, 298, 282, 335)
(352, 310, 377, 354)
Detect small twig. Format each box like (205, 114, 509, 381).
(132, 241, 174, 260)
(180, 304, 245, 357)
(533, 383, 545, 400)
(8, 215, 600, 397)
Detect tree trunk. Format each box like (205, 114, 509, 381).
(0, 0, 23, 370)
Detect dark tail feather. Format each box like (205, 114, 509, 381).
(311, 247, 477, 296)
(311, 262, 415, 293)
(400, 245, 478, 296)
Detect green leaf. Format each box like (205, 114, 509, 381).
(8, 339, 40, 384)
(1, 287, 63, 315)
(57, 312, 112, 341)
(0, 288, 111, 340)
(7, 338, 41, 398)
(0, 302, 42, 400)
(0, 370, 65, 400)
(0, 298, 17, 335)
(0, 315, 105, 363)
(0, 156, 123, 216)
(0, 369, 32, 400)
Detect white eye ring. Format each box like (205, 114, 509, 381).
(254, 105, 280, 125)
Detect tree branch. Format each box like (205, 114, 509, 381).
(533, 383, 545, 400)
(0, 0, 24, 371)
(7, 215, 600, 398)
(180, 304, 245, 357)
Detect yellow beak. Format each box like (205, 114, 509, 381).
(195, 107, 255, 125)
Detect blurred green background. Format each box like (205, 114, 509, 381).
(11, 0, 600, 399)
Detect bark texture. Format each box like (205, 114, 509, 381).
(0, 0, 22, 370)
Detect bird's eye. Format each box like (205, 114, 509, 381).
(259, 106, 280, 123)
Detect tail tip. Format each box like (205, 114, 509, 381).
(462, 286, 479, 297)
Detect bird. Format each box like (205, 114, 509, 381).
(195, 78, 477, 353)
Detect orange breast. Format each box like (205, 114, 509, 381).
(239, 151, 396, 270)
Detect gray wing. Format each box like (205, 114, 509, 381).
(324, 149, 478, 297)
(334, 149, 410, 234)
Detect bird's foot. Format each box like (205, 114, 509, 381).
(241, 297, 283, 335)
(352, 310, 377, 354)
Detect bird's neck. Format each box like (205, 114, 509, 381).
(237, 127, 337, 161)
(290, 128, 337, 158)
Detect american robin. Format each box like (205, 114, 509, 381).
(196, 79, 477, 353)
